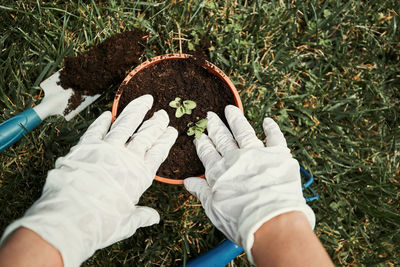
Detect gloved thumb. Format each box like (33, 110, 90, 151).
(184, 177, 212, 206)
(132, 206, 160, 229)
(98, 206, 160, 250)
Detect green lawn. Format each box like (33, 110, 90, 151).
(1, 0, 399, 266)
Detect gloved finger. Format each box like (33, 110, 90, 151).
(78, 111, 112, 144)
(225, 105, 264, 149)
(184, 177, 212, 207)
(127, 110, 169, 156)
(263, 117, 288, 147)
(105, 94, 153, 145)
(207, 111, 238, 156)
(144, 126, 178, 174)
(105, 206, 159, 249)
(131, 206, 160, 229)
(194, 134, 222, 171)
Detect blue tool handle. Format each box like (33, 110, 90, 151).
(0, 108, 42, 153)
(185, 240, 244, 267)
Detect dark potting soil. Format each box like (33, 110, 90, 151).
(59, 30, 147, 114)
(117, 58, 236, 179)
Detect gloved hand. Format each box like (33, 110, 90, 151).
(184, 105, 315, 263)
(0, 95, 178, 267)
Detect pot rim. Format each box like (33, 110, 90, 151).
(112, 53, 243, 185)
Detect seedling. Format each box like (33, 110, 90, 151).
(169, 97, 197, 118)
(187, 118, 208, 139)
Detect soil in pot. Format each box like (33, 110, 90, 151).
(59, 30, 147, 114)
(117, 58, 236, 178)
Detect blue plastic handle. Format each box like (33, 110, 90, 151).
(185, 240, 244, 267)
(0, 108, 42, 153)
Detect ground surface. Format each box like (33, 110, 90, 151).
(0, 1, 399, 266)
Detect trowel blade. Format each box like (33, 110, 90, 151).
(39, 71, 100, 121)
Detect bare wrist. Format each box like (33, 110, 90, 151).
(251, 211, 333, 267)
(0, 227, 63, 267)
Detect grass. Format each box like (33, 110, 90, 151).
(0, 0, 399, 266)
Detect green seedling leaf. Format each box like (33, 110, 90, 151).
(176, 106, 185, 118)
(169, 97, 182, 108)
(187, 127, 195, 136)
(183, 100, 196, 110)
(187, 118, 207, 139)
(169, 101, 180, 108)
(195, 130, 203, 139)
(170, 98, 195, 118)
(195, 118, 208, 129)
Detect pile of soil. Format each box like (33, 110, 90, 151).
(59, 30, 147, 114)
(117, 58, 235, 178)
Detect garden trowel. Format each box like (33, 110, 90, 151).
(0, 71, 100, 153)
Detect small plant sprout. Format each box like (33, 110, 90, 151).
(169, 97, 197, 118)
(187, 118, 208, 139)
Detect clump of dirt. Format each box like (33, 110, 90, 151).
(117, 57, 235, 178)
(59, 30, 147, 114)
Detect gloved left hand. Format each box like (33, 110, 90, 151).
(0, 94, 178, 267)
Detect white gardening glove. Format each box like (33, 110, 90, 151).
(0, 95, 178, 267)
(184, 105, 315, 263)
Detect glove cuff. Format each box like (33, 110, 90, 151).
(239, 203, 315, 264)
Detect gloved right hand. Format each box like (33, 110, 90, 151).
(184, 105, 315, 263)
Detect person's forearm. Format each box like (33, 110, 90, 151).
(252, 211, 333, 267)
(0, 227, 63, 267)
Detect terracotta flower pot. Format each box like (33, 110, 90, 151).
(112, 53, 243, 185)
